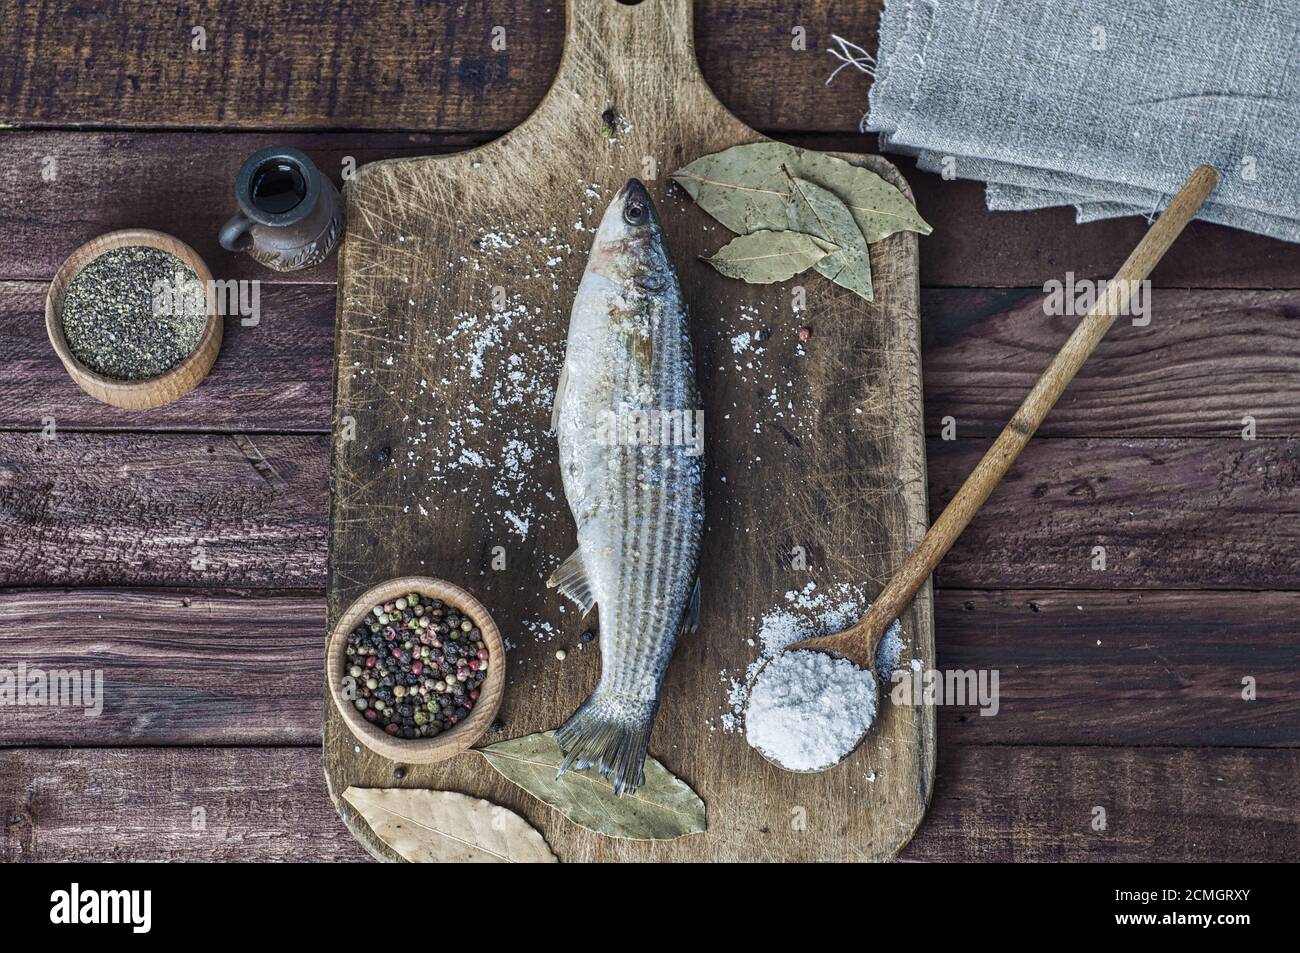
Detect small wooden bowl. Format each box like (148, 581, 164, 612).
(46, 229, 222, 409)
(327, 576, 505, 764)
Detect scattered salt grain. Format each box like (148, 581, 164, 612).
(523, 619, 557, 642)
(502, 510, 530, 539)
(745, 649, 878, 771)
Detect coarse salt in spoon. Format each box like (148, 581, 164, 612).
(745, 164, 1219, 773)
(744, 604, 894, 771)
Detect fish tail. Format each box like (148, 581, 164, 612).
(555, 691, 657, 797)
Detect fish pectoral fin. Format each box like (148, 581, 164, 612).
(547, 548, 596, 616)
(550, 363, 570, 433)
(679, 575, 701, 636)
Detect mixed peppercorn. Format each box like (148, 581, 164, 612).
(343, 593, 489, 739)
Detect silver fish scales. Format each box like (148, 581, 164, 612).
(549, 179, 704, 795)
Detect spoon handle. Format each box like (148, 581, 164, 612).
(848, 165, 1218, 655)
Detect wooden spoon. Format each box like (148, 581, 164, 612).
(748, 164, 1218, 770)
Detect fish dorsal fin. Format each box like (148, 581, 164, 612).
(679, 576, 701, 637)
(550, 363, 570, 432)
(547, 548, 595, 616)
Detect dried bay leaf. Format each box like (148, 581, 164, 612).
(791, 147, 933, 242)
(785, 174, 874, 301)
(343, 787, 559, 863)
(704, 229, 834, 283)
(673, 141, 931, 244)
(480, 731, 707, 840)
(672, 144, 790, 234)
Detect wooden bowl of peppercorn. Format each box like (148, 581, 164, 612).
(327, 576, 506, 764)
(46, 228, 222, 410)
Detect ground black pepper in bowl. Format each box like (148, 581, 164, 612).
(60, 245, 207, 380)
(343, 592, 490, 739)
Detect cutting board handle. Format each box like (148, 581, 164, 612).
(561, 0, 697, 67)
(532, 0, 733, 136)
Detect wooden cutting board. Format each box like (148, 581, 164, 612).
(326, 0, 933, 862)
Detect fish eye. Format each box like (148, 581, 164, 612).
(624, 200, 648, 225)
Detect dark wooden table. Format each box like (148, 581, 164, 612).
(1, 0, 1297, 862)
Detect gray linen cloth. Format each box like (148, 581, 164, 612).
(860, 0, 1300, 241)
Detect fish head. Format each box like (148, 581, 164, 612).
(586, 179, 672, 292)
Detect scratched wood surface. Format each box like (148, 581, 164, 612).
(326, 0, 932, 861)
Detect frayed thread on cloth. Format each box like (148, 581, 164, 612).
(825, 34, 876, 84)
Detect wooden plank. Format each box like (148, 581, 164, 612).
(932, 589, 1300, 747)
(931, 436, 1300, 590)
(10, 281, 1299, 435)
(0, 131, 440, 284)
(0, 747, 369, 862)
(0, 1, 867, 134)
(0, 433, 1293, 590)
(2, 587, 1295, 748)
(903, 745, 1300, 862)
(4, 131, 1299, 289)
(327, 0, 934, 864)
(2, 744, 1294, 861)
(0, 282, 332, 431)
(0, 432, 327, 588)
(0, 588, 324, 745)
(8, 281, 1299, 435)
(922, 288, 1300, 438)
